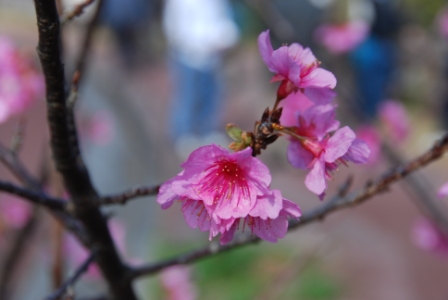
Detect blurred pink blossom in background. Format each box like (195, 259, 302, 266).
(64, 220, 128, 279)
(356, 125, 382, 165)
(160, 266, 197, 300)
(315, 21, 369, 54)
(0, 36, 44, 123)
(0, 195, 32, 229)
(437, 8, 448, 39)
(81, 110, 115, 146)
(379, 100, 411, 142)
(438, 181, 448, 198)
(412, 218, 448, 256)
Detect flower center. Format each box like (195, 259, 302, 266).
(198, 159, 250, 204)
(301, 138, 324, 157)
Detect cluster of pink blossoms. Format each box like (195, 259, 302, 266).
(157, 30, 370, 244)
(259, 30, 370, 199)
(0, 36, 44, 123)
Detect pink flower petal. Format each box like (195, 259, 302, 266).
(305, 158, 326, 195)
(324, 126, 356, 163)
(287, 140, 315, 170)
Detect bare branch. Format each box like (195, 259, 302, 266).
(33, 0, 136, 298)
(0, 180, 67, 210)
(60, 0, 95, 24)
(10, 117, 27, 155)
(45, 251, 97, 300)
(128, 133, 448, 280)
(97, 185, 160, 206)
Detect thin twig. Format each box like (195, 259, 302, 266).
(0, 143, 89, 244)
(45, 252, 97, 300)
(128, 133, 448, 280)
(0, 144, 41, 190)
(10, 117, 27, 155)
(0, 180, 67, 210)
(60, 0, 96, 24)
(97, 185, 160, 206)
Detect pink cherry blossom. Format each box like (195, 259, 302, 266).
(438, 182, 448, 199)
(0, 36, 44, 123)
(379, 100, 410, 142)
(286, 104, 369, 198)
(258, 30, 336, 104)
(315, 21, 369, 54)
(157, 144, 301, 244)
(355, 125, 382, 165)
(0, 195, 32, 229)
(160, 266, 197, 300)
(412, 218, 448, 256)
(158, 145, 274, 219)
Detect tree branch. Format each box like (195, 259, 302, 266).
(97, 185, 160, 206)
(45, 251, 97, 300)
(33, 1, 137, 299)
(60, 0, 96, 24)
(128, 133, 448, 280)
(0, 180, 67, 210)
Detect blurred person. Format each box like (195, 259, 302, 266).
(100, 0, 154, 68)
(349, 0, 402, 119)
(163, 0, 239, 157)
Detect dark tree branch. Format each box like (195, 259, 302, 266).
(128, 133, 448, 280)
(33, 1, 136, 299)
(98, 185, 160, 206)
(45, 252, 97, 300)
(0, 180, 67, 210)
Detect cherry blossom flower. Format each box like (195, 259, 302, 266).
(158, 145, 275, 219)
(412, 218, 448, 256)
(258, 30, 336, 103)
(284, 101, 369, 198)
(0, 36, 44, 123)
(379, 100, 410, 142)
(315, 21, 369, 54)
(160, 266, 197, 300)
(157, 144, 301, 244)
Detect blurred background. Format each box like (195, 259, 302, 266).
(1, 0, 448, 299)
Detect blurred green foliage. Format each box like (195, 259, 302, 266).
(144, 241, 342, 300)
(402, 0, 446, 27)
